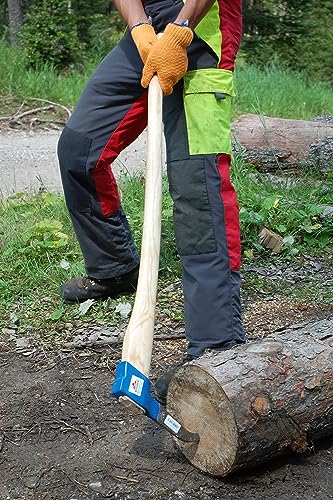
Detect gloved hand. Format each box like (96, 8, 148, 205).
(131, 23, 157, 64)
(141, 23, 193, 95)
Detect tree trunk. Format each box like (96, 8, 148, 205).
(232, 114, 333, 173)
(167, 318, 333, 476)
(7, 0, 23, 46)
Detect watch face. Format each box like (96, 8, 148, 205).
(175, 19, 189, 27)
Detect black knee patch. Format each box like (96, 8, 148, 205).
(57, 126, 93, 211)
(168, 158, 216, 255)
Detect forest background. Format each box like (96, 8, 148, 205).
(1, 0, 333, 87)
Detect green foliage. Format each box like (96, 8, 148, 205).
(0, 171, 332, 344)
(0, 39, 98, 105)
(19, 0, 81, 69)
(242, 0, 333, 86)
(119, 173, 180, 274)
(234, 64, 333, 119)
(1, 36, 333, 118)
(1, 192, 73, 261)
(20, 219, 69, 255)
(292, 0, 333, 86)
(233, 156, 333, 256)
(85, 11, 125, 57)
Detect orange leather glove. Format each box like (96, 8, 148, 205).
(131, 23, 157, 64)
(141, 23, 193, 95)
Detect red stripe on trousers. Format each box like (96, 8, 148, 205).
(217, 153, 241, 271)
(92, 91, 148, 217)
(217, 0, 242, 71)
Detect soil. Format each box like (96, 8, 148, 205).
(1, 306, 333, 500)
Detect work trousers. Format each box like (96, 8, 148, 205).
(58, 0, 245, 356)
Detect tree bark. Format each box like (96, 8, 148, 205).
(167, 318, 333, 476)
(7, 0, 23, 46)
(232, 114, 333, 173)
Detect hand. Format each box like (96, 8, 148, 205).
(131, 23, 157, 64)
(141, 23, 193, 95)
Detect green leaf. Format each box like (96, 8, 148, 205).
(301, 223, 322, 234)
(276, 224, 287, 233)
(262, 197, 280, 210)
(239, 208, 264, 225)
(50, 309, 63, 321)
(244, 248, 254, 259)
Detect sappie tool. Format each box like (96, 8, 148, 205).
(111, 71, 199, 445)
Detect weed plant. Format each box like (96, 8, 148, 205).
(233, 156, 333, 256)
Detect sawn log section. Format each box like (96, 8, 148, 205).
(167, 318, 333, 476)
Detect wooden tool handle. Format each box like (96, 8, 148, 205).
(121, 75, 163, 376)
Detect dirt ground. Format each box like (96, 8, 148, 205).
(1, 304, 333, 500)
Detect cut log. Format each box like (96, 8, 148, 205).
(258, 227, 284, 253)
(167, 318, 333, 476)
(232, 114, 333, 172)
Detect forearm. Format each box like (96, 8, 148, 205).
(175, 0, 216, 29)
(113, 0, 148, 29)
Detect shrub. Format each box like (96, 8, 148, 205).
(20, 0, 81, 69)
(86, 11, 126, 57)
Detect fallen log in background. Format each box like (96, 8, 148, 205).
(167, 318, 333, 476)
(232, 114, 333, 172)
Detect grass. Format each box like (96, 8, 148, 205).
(233, 157, 333, 255)
(0, 177, 181, 344)
(1, 40, 333, 119)
(234, 64, 333, 119)
(0, 40, 97, 107)
(0, 160, 332, 345)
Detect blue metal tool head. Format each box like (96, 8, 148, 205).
(112, 360, 160, 420)
(111, 361, 199, 443)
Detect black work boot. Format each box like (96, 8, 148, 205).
(60, 266, 139, 303)
(154, 355, 197, 405)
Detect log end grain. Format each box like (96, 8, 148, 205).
(167, 365, 238, 476)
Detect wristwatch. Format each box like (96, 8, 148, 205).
(174, 19, 190, 27)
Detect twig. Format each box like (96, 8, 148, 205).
(83, 424, 94, 446)
(58, 468, 90, 494)
(30, 117, 66, 125)
(0, 105, 54, 123)
(33, 467, 55, 500)
(114, 475, 139, 483)
(21, 423, 42, 440)
(49, 419, 93, 444)
(155, 333, 185, 341)
(63, 333, 185, 350)
(180, 467, 196, 486)
(0, 431, 20, 446)
(137, 467, 165, 480)
(28, 97, 72, 118)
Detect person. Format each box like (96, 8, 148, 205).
(57, 0, 245, 403)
